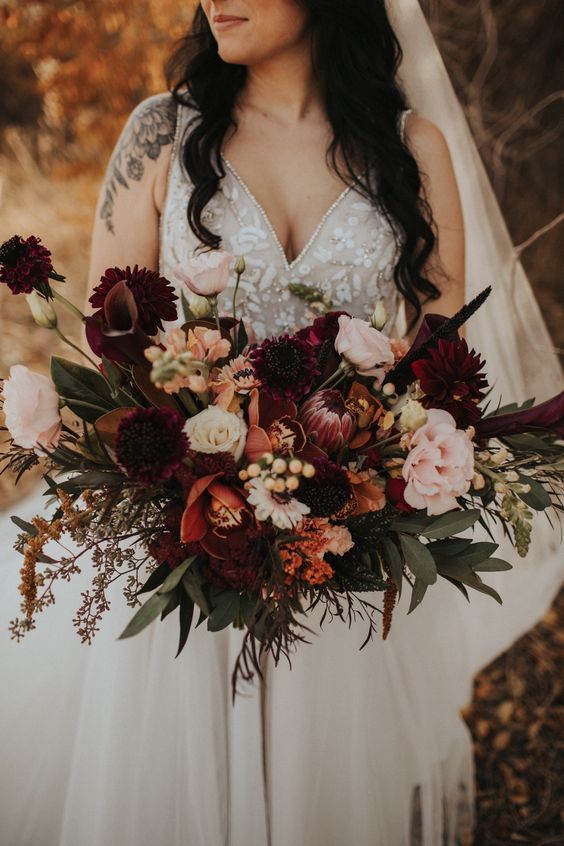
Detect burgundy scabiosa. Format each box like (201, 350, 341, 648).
(249, 334, 320, 401)
(0, 235, 54, 296)
(115, 407, 188, 485)
(411, 338, 488, 428)
(296, 456, 353, 518)
(299, 388, 357, 454)
(89, 265, 178, 335)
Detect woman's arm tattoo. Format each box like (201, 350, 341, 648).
(99, 95, 177, 234)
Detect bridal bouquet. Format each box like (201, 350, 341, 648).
(2, 234, 563, 692)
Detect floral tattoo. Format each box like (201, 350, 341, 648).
(99, 95, 177, 234)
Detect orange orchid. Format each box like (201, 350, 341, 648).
(347, 466, 387, 515)
(345, 382, 384, 449)
(245, 388, 324, 463)
(180, 472, 251, 546)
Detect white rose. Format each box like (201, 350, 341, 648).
(184, 406, 247, 461)
(2, 364, 62, 454)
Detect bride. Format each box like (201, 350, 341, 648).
(1, 1, 561, 844)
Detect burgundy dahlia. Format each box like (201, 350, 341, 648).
(249, 334, 320, 401)
(89, 265, 178, 336)
(411, 338, 488, 428)
(0, 235, 53, 296)
(296, 310, 349, 348)
(296, 456, 353, 518)
(299, 388, 357, 454)
(115, 407, 188, 485)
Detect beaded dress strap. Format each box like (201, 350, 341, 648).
(398, 108, 413, 142)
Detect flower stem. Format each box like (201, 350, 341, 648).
(52, 289, 85, 322)
(54, 328, 109, 381)
(209, 296, 221, 334)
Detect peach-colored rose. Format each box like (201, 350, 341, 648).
(178, 250, 234, 297)
(187, 326, 231, 364)
(2, 365, 61, 454)
(335, 315, 395, 385)
(323, 523, 355, 556)
(402, 409, 474, 516)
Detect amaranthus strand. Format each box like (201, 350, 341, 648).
(51, 289, 85, 322)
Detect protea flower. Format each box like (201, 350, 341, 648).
(298, 388, 357, 454)
(89, 265, 178, 336)
(0, 235, 54, 296)
(249, 334, 320, 401)
(115, 406, 188, 485)
(411, 338, 488, 428)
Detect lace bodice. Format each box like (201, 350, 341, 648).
(159, 103, 412, 340)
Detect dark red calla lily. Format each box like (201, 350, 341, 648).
(475, 391, 564, 440)
(84, 280, 153, 366)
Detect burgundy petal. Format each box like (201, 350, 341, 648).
(475, 392, 564, 439)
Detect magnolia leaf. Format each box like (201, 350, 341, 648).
(407, 578, 428, 614)
(399, 534, 437, 585)
(381, 537, 403, 599)
(119, 592, 171, 639)
(51, 356, 115, 422)
(422, 509, 481, 539)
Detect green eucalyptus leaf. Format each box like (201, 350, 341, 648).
(472, 557, 513, 572)
(517, 476, 552, 511)
(161, 589, 181, 621)
(441, 574, 470, 601)
(391, 512, 433, 535)
(182, 569, 211, 617)
(176, 589, 195, 657)
(407, 578, 428, 614)
(399, 534, 437, 585)
(422, 509, 480, 539)
(207, 591, 241, 632)
(456, 542, 499, 567)
(119, 592, 171, 639)
(436, 560, 502, 604)
(10, 516, 39, 537)
(51, 356, 115, 417)
(138, 561, 170, 595)
(159, 557, 195, 594)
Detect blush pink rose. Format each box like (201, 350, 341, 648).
(335, 315, 395, 384)
(2, 364, 61, 454)
(401, 408, 474, 516)
(178, 250, 234, 297)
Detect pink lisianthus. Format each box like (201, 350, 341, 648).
(402, 409, 474, 516)
(335, 315, 395, 385)
(187, 326, 231, 364)
(178, 250, 234, 298)
(2, 364, 61, 454)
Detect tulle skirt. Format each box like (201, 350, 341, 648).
(0, 486, 561, 846)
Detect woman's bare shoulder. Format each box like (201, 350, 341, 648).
(99, 93, 178, 235)
(403, 113, 452, 167)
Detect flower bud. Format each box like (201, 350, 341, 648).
(272, 458, 288, 475)
(370, 300, 388, 331)
(382, 383, 396, 396)
(399, 399, 428, 433)
(273, 478, 287, 493)
(264, 477, 276, 491)
(286, 475, 300, 491)
(302, 463, 316, 478)
(472, 472, 486, 491)
(234, 256, 246, 276)
(289, 459, 303, 475)
(188, 294, 213, 320)
(247, 463, 262, 478)
(25, 290, 57, 329)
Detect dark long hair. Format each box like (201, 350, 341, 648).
(166, 0, 442, 324)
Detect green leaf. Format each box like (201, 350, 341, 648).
(56, 470, 125, 493)
(182, 569, 211, 617)
(239, 593, 261, 627)
(441, 574, 470, 602)
(161, 589, 181, 621)
(207, 591, 241, 632)
(399, 534, 437, 585)
(176, 588, 195, 657)
(421, 509, 481, 539)
(181, 289, 197, 323)
(407, 578, 428, 614)
(381, 537, 403, 599)
(504, 433, 555, 453)
(51, 356, 115, 422)
(10, 516, 39, 537)
(517, 476, 552, 511)
(391, 512, 433, 535)
(101, 355, 123, 393)
(119, 592, 171, 639)
(427, 537, 473, 558)
(436, 561, 502, 604)
(138, 561, 170, 595)
(236, 320, 249, 355)
(472, 557, 513, 572)
(159, 557, 195, 594)
(457, 542, 499, 567)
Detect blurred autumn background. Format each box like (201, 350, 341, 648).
(0, 1, 562, 842)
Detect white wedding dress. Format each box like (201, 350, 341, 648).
(1, 91, 562, 846)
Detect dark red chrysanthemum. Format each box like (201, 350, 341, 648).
(249, 334, 320, 401)
(115, 407, 188, 485)
(411, 338, 488, 428)
(89, 265, 178, 335)
(0, 235, 53, 295)
(296, 456, 353, 518)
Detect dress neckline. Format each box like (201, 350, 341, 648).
(220, 154, 357, 272)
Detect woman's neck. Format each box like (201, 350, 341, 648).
(239, 43, 323, 124)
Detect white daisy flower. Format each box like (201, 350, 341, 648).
(247, 478, 310, 530)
